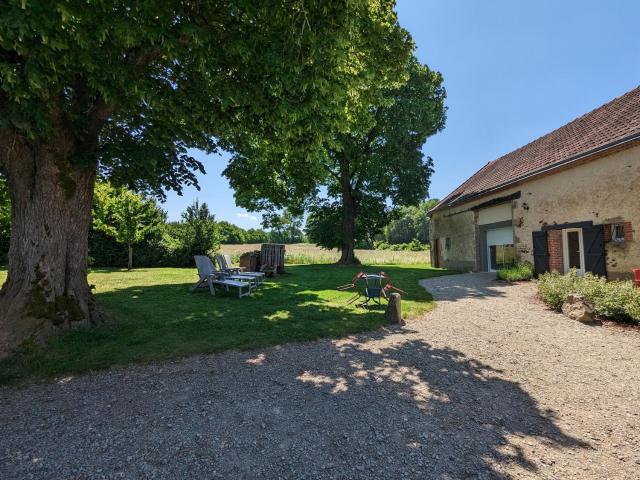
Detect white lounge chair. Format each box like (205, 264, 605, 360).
(215, 254, 243, 274)
(191, 255, 252, 298)
(215, 254, 265, 285)
(224, 254, 245, 272)
(196, 255, 259, 286)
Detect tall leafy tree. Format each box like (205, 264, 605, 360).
(262, 211, 305, 244)
(218, 221, 247, 245)
(384, 212, 416, 245)
(228, 60, 446, 264)
(92, 183, 164, 270)
(0, 1, 412, 354)
(384, 198, 440, 244)
(175, 200, 221, 259)
(244, 229, 271, 244)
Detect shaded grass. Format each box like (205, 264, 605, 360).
(0, 264, 448, 385)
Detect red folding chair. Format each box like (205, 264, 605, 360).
(633, 269, 640, 288)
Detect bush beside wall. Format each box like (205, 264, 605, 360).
(538, 271, 640, 323)
(496, 263, 534, 282)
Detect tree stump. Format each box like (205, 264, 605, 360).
(385, 293, 404, 325)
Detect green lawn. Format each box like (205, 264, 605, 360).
(0, 264, 447, 384)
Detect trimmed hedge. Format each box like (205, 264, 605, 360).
(496, 263, 534, 282)
(537, 271, 640, 322)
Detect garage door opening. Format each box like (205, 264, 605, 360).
(486, 227, 515, 272)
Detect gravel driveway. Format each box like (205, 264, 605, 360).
(1, 273, 639, 479)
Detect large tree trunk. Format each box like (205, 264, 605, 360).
(127, 244, 133, 271)
(337, 175, 360, 266)
(0, 135, 100, 358)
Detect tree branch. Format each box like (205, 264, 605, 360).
(77, 95, 116, 156)
(125, 47, 163, 70)
(322, 150, 341, 182)
(352, 173, 364, 192)
(0, 90, 7, 112)
(0, 47, 23, 65)
(362, 126, 379, 156)
(74, 47, 162, 157)
(0, 48, 21, 112)
(348, 126, 378, 183)
(322, 163, 340, 182)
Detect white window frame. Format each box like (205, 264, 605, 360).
(562, 228, 585, 276)
(612, 223, 625, 243)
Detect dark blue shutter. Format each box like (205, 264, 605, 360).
(532, 230, 549, 276)
(583, 225, 607, 277)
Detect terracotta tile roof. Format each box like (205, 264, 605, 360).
(432, 86, 640, 212)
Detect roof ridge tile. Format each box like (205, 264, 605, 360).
(433, 86, 640, 212)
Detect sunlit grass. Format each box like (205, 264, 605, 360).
(221, 243, 431, 265)
(0, 263, 447, 384)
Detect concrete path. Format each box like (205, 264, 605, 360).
(1, 273, 639, 479)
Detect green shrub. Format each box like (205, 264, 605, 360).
(627, 294, 640, 320)
(537, 271, 640, 322)
(537, 271, 578, 310)
(374, 238, 429, 251)
(496, 262, 534, 282)
(594, 280, 638, 319)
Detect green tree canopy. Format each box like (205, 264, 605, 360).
(0, 0, 414, 353)
(228, 60, 446, 263)
(174, 200, 221, 261)
(244, 228, 271, 244)
(262, 211, 305, 244)
(384, 199, 440, 244)
(1, 0, 413, 197)
(217, 221, 247, 245)
(92, 183, 165, 270)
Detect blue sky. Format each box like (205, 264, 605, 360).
(162, 0, 640, 226)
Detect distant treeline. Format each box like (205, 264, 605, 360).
(0, 179, 305, 268)
(218, 218, 304, 245)
(380, 199, 438, 245)
(0, 176, 436, 267)
(87, 185, 305, 268)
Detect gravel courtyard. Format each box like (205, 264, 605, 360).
(1, 273, 639, 479)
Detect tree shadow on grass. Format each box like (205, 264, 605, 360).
(0, 265, 437, 383)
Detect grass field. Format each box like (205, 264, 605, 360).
(0, 263, 447, 384)
(221, 243, 431, 265)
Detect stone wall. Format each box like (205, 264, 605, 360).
(429, 208, 476, 271)
(430, 144, 640, 278)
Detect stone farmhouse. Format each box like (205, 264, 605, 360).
(429, 87, 639, 279)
